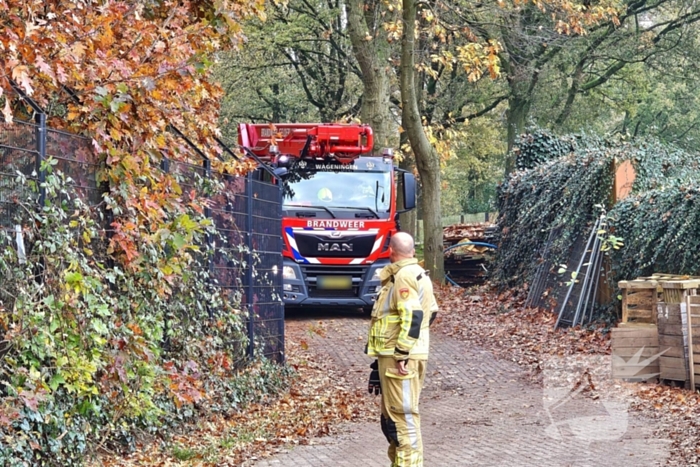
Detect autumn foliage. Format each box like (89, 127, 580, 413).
(0, 1, 279, 465)
(1, 0, 265, 263)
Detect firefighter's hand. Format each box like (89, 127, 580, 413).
(368, 360, 381, 395)
(397, 359, 408, 376)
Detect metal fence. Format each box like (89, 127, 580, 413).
(0, 121, 38, 227)
(525, 221, 604, 328)
(0, 117, 284, 363)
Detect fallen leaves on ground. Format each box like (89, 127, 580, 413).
(91, 282, 700, 465)
(435, 284, 611, 375)
(434, 283, 700, 465)
(91, 320, 375, 466)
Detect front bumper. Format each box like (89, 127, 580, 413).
(281, 259, 387, 308)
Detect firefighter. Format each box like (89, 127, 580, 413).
(366, 232, 439, 467)
(317, 186, 333, 202)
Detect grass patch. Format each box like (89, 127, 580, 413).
(171, 444, 198, 461)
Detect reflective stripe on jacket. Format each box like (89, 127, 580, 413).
(366, 258, 438, 360)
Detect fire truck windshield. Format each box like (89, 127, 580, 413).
(283, 170, 392, 218)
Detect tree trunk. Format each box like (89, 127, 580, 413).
(400, 0, 444, 282)
(504, 92, 531, 175)
(345, 0, 394, 150)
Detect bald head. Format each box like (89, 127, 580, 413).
(389, 232, 415, 261)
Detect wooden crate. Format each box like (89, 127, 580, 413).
(686, 296, 700, 388)
(611, 323, 660, 381)
(657, 302, 700, 383)
(618, 279, 659, 323)
(657, 279, 700, 304)
(641, 274, 700, 280)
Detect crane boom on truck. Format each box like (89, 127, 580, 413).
(239, 123, 416, 313)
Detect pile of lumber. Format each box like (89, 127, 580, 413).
(442, 222, 496, 287)
(443, 222, 494, 247)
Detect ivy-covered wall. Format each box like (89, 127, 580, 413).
(493, 129, 700, 293)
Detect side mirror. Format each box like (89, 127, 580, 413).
(402, 172, 416, 211)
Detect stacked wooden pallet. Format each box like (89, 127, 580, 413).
(612, 279, 660, 381)
(685, 296, 700, 388)
(618, 279, 659, 324)
(611, 323, 660, 381)
(656, 279, 700, 384)
(612, 276, 700, 387)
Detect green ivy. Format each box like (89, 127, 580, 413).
(493, 130, 700, 290)
(0, 162, 289, 465)
(609, 184, 700, 281)
(514, 128, 576, 171)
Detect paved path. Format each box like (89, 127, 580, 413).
(254, 310, 670, 467)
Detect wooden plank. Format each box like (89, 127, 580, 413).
(627, 307, 655, 315)
(616, 322, 658, 329)
(645, 274, 700, 280)
(660, 346, 685, 358)
(659, 334, 683, 347)
(619, 280, 658, 289)
(613, 336, 658, 347)
(622, 287, 658, 323)
(626, 293, 655, 306)
(658, 324, 700, 337)
(625, 317, 656, 324)
(658, 280, 700, 289)
(611, 327, 658, 338)
(658, 311, 683, 325)
(662, 289, 697, 304)
(660, 367, 688, 381)
(626, 310, 655, 321)
(612, 332, 657, 341)
(658, 335, 700, 353)
(612, 347, 661, 358)
(612, 362, 659, 371)
(689, 295, 697, 389)
(660, 356, 687, 370)
(612, 363, 660, 381)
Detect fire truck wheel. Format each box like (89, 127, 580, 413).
(362, 306, 373, 316)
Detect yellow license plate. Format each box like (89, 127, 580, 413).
(317, 276, 352, 290)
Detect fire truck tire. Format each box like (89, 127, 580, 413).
(362, 306, 373, 316)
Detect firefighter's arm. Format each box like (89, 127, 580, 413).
(393, 276, 424, 361)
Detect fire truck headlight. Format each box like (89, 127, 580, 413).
(283, 266, 297, 279)
(371, 268, 382, 281)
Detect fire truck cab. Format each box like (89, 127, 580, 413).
(239, 123, 416, 312)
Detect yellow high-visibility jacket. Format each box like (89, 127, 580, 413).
(366, 258, 439, 361)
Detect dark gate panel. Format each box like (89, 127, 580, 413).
(250, 177, 284, 362)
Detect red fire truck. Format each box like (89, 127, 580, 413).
(238, 123, 416, 312)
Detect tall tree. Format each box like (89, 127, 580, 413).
(216, 0, 363, 136)
(346, 0, 397, 149)
(400, 0, 445, 280)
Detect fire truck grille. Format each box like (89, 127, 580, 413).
(294, 232, 376, 258)
(301, 265, 368, 298)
